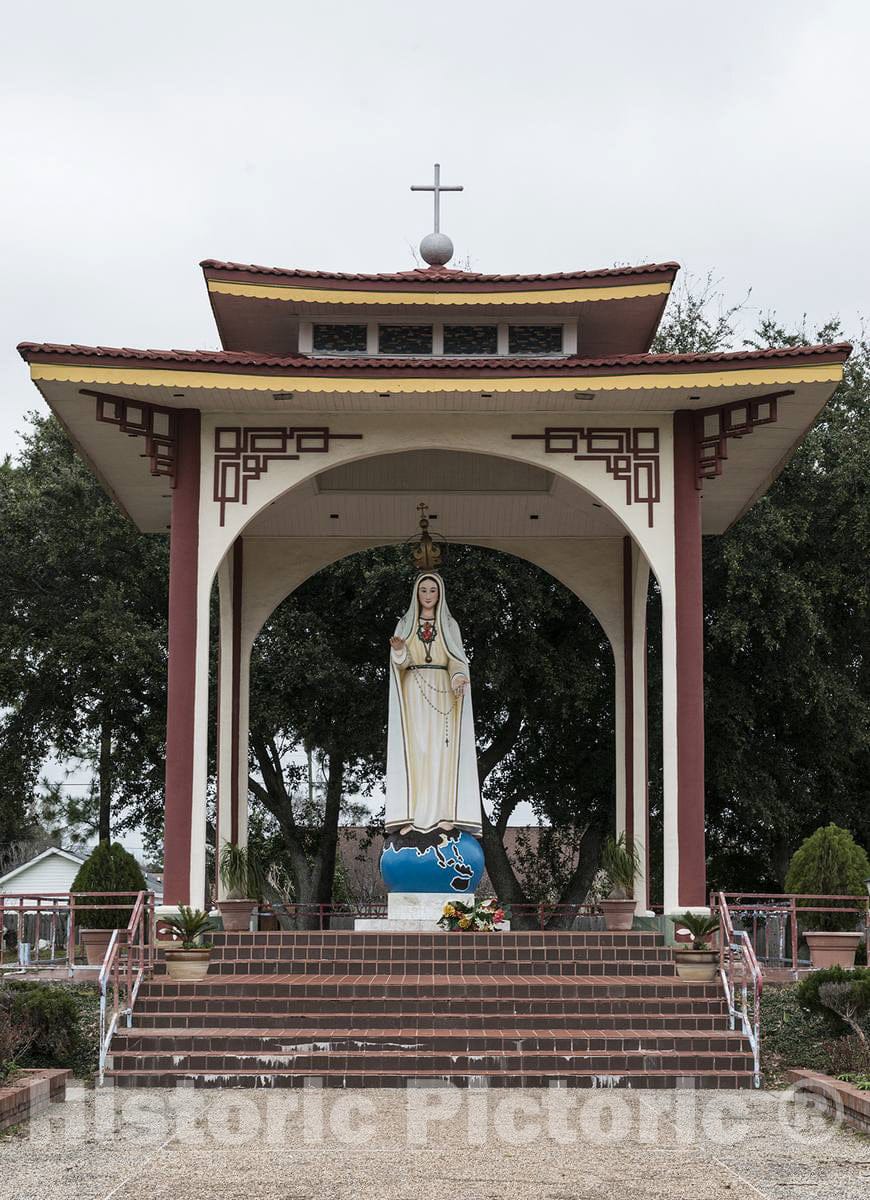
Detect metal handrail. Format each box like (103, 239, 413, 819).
(716, 890, 763, 1088)
(711, 890, 870, 975)
(0, 890, 151, 974)
(97, 890, 155, 1084)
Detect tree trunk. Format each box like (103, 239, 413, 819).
(477, 806, 532, 926)
(546, 821, 605, 929)
(98, 712, 112, 843)
(249, 733, 348, 931)
(311, 751, 346, 926)
(476, 708, 536, 924)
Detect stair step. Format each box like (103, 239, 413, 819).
(208, 932, 666, 945)
(104, 1067, 754, 1090)
(133, 1007, 728, 1029)
(108, 1048, 755, 1073)
(159, 960, 677, 978)
(114, 1027, 750, 1053)
(138, 973, 719, 999)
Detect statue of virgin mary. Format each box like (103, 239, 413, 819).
(385, 573, 482, 836)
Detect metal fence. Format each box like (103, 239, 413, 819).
(710, 891, 870, 976)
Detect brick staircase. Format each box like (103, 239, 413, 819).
(104, 930, 755, 1089)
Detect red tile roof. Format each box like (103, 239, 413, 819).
(200, 259, 681, 285)
(17, 341, 852, 374)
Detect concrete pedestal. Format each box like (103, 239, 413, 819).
(354, 891, 472, 931)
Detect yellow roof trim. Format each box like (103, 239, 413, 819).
(207, 279, 672, 306)
(30, 361, 843, 394)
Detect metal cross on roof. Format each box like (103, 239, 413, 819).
(410, 163, 463, 234)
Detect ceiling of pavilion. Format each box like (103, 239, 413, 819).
(243, 450, 626, 540)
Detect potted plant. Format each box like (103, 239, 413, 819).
(161, 905, 214, 981)
(70, 841, 147, 966)
(670, 912, 720, 982)
(598, 833, 639, 930)
(217, 842, 262, 932)
(785, 824, 870, 969)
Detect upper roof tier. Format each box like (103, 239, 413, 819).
(201, 259, 679, 358)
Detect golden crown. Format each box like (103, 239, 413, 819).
(407, 502, 446, 573)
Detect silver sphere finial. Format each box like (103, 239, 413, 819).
(420, 231, 454, 266)
(410, 163, 463, 269)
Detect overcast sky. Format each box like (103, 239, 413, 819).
(2, 0, 868, 453)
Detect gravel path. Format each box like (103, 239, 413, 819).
(2, 1085, 868, 1200)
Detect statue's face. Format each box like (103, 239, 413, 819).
(417, 577, 440, 612)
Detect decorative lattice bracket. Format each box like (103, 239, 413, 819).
(213, 426, 363, 525)
(86, 389, 177, 482)
(695, 391, 790, 488)
(512, 426, 661, 527)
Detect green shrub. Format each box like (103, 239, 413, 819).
(785, 824, 870, 932)
(70, 841, 147, 930)
(796, 966, 870, 1035)
(826, 1038, 870, 1078)
(0, 981, 99, 1077)
(761, 985, 834, 1078)
(5, 981, 81, 1068)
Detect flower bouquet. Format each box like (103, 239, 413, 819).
(438, 898, 508, 932)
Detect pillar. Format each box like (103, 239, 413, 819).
(216, 538, 248, 898)
(624, 538, 651, 912)
(664, 410, 707, 910)
(617, 538, 651, 912)
(163, 410, 203, 907)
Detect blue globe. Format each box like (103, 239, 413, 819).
(380, 832, 485, 895)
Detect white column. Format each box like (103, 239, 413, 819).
(613, 648, 627, 840)
(215, 538, 247, 901)
(661, 580, 679, 914)
(630, 543, 651, 913)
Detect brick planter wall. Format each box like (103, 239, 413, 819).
(788, 1069, 870, 1135)
(0, 1068, 71, 1131)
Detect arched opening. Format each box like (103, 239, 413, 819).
(212, 535, 653, 929)
(199, 444, 658, 922)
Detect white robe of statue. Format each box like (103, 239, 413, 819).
(385, 573, 483, 835)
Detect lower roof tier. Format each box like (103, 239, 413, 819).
(17, 339, 851, 537)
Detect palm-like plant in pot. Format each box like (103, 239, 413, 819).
(599, 834, 639, 930)
(217, 843, 263, 932)
(161, 905, 214, 981)
(670, 911, 720, 982)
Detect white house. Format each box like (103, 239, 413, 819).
(0, 846, 86, 896)
(0, 846, 163, 900)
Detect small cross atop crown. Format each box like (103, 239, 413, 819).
(407, 501, 445, 573)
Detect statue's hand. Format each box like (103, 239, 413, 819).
(389, 636, 406, 653)
(452, 675, 469, 697)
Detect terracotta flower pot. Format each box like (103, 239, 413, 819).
(217, 899, 257, 932)
(673, 949, 718, 983)
(164, 948, 212, 981)
(805, 931, 862, 969)
(600, 898, 636, 931)
(80, 929, 114, 967)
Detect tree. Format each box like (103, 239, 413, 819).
(654, 281, 870, 891)
(703, 327, 870, 888)
(0, 414, 169, 847)
(70, 840, 147, 929)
